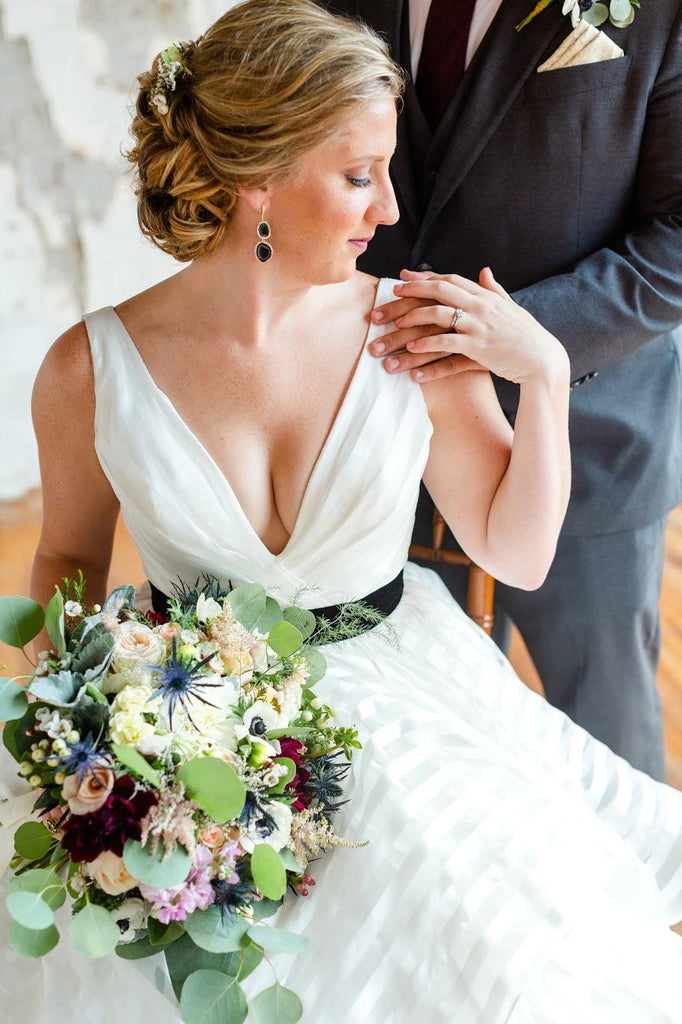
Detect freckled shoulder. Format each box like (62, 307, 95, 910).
(32, 321, 96, 437)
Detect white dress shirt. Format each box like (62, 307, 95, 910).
(409, 0, 505, 79)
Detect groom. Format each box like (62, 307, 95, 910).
(323, 0, 682, 779)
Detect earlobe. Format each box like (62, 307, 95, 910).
(238, 185, 270, 214)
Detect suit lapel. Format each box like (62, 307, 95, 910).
(418, 0, 568, 242)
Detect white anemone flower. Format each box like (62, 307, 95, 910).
(196, 593, 224, 623)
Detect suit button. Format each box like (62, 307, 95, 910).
(415, 262, 433, 272)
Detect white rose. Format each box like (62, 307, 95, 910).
(113, 621, 166, 671)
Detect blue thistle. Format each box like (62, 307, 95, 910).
(58, 732, 106, 785)
(211, 877, 259, 921)
(304, 752, 351, 816)
(148, 637, 222, 730)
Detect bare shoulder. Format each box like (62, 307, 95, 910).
(32, 321, 95, 428)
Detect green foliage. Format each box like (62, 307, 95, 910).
(9, 921, 60, 958)
(252, 597, 283, 634)
(176, 757, 246, 822)
(102, 584, 136, 612)
(13, 821, 54, 861)
(267, 622, 303, 659)
(0, 595, 44, 649)
(115, 936, 159, 960)
(148, 917, 184, 947)
(7, 868, 66, 911)
(123, 839, 191, 889)
(70, 903, 120, 958)
(252, 983, 303, 1024)
(44, 587, 66, 657)
(250, 844, 287, 901)
(70, 625, 114, 677)
(111, 743, 162, 786)
(0, 678, 29, 722)
(184, 905, 250, 953)
(6, 890, 54, 930)
(2, 716, 20, 760)
(582, 1, 609, 24)
(246, 925, 308, 954)
(164, 933, 262, 1001)
(29, 670, 86, 706)
(282, 607, 316, 641)
(301, 647, 327, 686)
(228, 584, 267, 631)
(180, 969, 248, 1024)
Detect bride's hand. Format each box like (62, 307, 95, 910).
(372, 268, 569, 386)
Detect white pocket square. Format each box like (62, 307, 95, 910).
(537, 21, 624, 72)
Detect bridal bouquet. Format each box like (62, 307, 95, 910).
(0, 575, 363, 1024)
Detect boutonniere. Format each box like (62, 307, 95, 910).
(516, 0, 640, 33)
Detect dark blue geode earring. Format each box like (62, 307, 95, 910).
(255, 205, 273, 262)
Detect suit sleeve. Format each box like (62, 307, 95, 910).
(512, 11, 682, 383)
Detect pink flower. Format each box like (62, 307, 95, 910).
(139, 844, 215, 923)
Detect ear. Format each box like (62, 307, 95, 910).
(237, 185, 271, 215)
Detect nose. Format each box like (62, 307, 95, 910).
(370, 173, 400, 227)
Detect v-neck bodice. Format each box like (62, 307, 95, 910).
(84, 279, 433, 607)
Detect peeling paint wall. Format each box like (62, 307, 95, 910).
(0, 0, 232, 499)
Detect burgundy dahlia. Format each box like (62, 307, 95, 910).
(279, 738, 311, 811)
(61, 774, 158, 863)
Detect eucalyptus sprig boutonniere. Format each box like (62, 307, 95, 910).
(516, 0, 640, 33)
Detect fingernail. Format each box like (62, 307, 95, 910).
(374, 341, 385, 354)
(414, 370, 424, 380)
(386, 357, 399, 371)
(393, 284, 403, 294)
(372, 310, 384, 322)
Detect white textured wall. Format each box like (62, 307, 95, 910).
(0, 0, 232, 499)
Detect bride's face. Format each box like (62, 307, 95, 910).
(267, 97, 399, 284)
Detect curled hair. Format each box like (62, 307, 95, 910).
(127, 0, 405, 262)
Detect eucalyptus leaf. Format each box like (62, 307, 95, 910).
(70, 903, 120, 958)
(246, 925, 308, 955)
(301, 647, 327, 685)
(282, 607, 316, 641)
(176, 757, 245, 822)
(115, 936, 160, 960)
(581, 2, 609, 25)
(228, 584, 267, 631)
(180, 969, 248, 1024)
(610, 5, 634, 26)
(164, 933, 262, 1001)
(0, 678, 29, 722)
(251, 844, 287, 900)
(111, 743, 162, 786)
(0, 596, 44, 650)
(608, 0, 631, 20)
(2, 716, 20, 760)
(14, 821, 54, 861)
(7, 868, 66, 910)
(44, 587, 66, 658)
(277, 849, 303, 873)
(184, 905, 250, 953)
(252, 597, 283, 634)
(6, 890, 54, 930)
(251, 898, 282, 920)
(29, 670, 86, 707)
(123, 839, 191, 889)
(267, 622, 303, 658)
(148, 917, 184, 947)
(9, 921, 60, 958)
(102, 584, 136, 613)
(252, 983, 303, 1024)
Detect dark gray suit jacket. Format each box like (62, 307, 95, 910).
(325, 0, 682, 536)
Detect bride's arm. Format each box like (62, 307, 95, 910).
(30, 323, 120, 612)
(415, 273, 570, 591)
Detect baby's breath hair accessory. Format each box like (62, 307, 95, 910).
(149, 40, 197, 116)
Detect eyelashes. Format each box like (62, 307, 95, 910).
(346, 175, 372, 188)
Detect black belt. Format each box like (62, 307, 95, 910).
(150, 570, 404, 637)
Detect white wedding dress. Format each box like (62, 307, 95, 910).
(3, 278, 682, 1023)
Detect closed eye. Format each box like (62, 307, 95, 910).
(346, 175, 371, 188)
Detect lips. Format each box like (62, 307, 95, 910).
(349, 236, 373, 250)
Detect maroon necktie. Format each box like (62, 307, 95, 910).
(416, 0, 477, 130)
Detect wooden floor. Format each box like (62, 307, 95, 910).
(2, 491, 682, 786)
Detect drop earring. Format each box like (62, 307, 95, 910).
(255, 205, 273, 262)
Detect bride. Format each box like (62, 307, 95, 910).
(6, 0, 682, 1020)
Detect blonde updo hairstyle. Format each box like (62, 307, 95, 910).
(128, 0, 405, 262)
